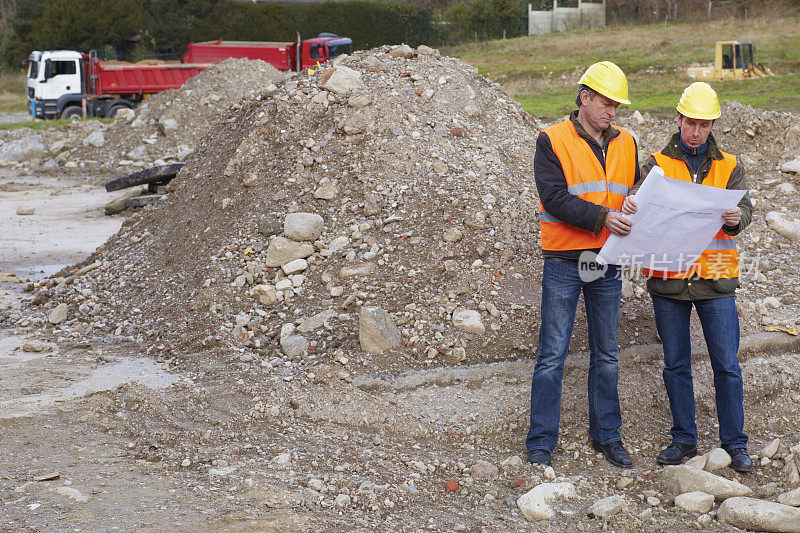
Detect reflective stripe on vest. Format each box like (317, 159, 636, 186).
(642, 151, 739, 280)
(538, 120, 637, 251)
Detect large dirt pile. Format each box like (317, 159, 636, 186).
(34, 45, 547, 368)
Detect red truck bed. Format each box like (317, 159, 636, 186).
(182, 40, 295, 70)
(90, 61, 209, 97)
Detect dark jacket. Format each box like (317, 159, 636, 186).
(534, 111, 641, 260)
(639, 132, 753, 300)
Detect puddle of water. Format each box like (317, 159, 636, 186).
(0, 357, 178, 419)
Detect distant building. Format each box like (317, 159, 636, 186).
(528, 0, 606, 35)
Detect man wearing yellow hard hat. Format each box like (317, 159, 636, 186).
(622, 82, 754, 471)
(526, 61, 640, 468)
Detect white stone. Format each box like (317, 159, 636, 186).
(780, 155, 800, 174)
(685, 454, 707, 469)
(264, 237, 314, 267)
(501, 455, 523, 467)
(674, 491, 715, 513)
(308, 478, 325, 491)
(661, 465, 752, 500)
(761, 438, 781, 459)
(82, 131, 105, 148)
(158, 116, 179, 136)
(388, 44, 414, 58)
(517, 482, 577, 521)
(0, 135, 45, 162)
(320, 66, 364, 95)
(766, 212, 800, 242)
(275, 279, 292, 291)
(284, 213, 324, 242)
(335, 493, 351, 507)
(452, 309, 485, 335)
(48, 303, 69, 325)
(272, 452, 292, 466)
(329, 236, 350, 251)
(254, 284, 277, 305)
(777, 486, 800, 507)
(281, 334, 308, 357)
(763, 297, 782, 310)
(115, 108, 135, 122)
(359, 307, 402, 354)
(587, 495, 626, 518)
(282, 258, 308, 275)
(718, 496, 800, 533)
(704, 448, 731, 471)
(52, 487, 89, 503)
(297, 310, 337, 334)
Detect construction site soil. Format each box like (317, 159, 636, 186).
(1, 46, 799, 532)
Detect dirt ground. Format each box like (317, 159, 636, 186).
(2, 46, 800, 532)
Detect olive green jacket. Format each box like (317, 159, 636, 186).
(637, 132, 753, 300)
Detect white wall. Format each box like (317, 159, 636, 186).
(528, 1, 605, 36)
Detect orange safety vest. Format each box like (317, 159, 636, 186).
(642, 151, 739, 280)
(538, 120, 637, 251)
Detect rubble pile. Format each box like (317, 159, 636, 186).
(31, 45, 545, 369)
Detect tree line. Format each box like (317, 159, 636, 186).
(2, 0, 798, 67)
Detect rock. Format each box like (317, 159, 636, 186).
(348, 93, 372, 109)
(115, 108, 135, 122)
(718, 497, 800, 533)
(470, 460, 499, 480)
(0, 135, 45, 162)
(359, 307, 402, 354)
(52, 487, 89, 503)
(158, 116, 179, 136)
(416, 45, 438, 57)
(339, 263, 377, 279)
(763, 297, 782, 310)
(313, 183, 338, 200)
(281, 334, 308, 357)
(517, 482, 577, 521)
(307, 478, 325, 492)
(761, 438, 781, 459)
(281, 258, 307, 275)
(264, 237, 314, 267)
(647, 496, 661, 506)
(445, 480, 459, 493)
(588, 495, 626, 518)
(334, 493, 351, 507)
(83, 131, 105, 148)
(297, 310, 337, 334)
(632, 110, 645, 124)
(443, 227, 463, 243)
(766, 212, 800, 242)
(105, 189, 141, 215)
(254, 284, 278, 305)
(126, 144, 148, 161)
(320, 66, 364, 95)
(781, 156, 800, 174)
(48, 140, 66, 154)
(704, 448, 731, 471)
(501, 455, 523, 467)
(661, 465, 752, 500)
(685, 454, 707, 469)
(16, 207, 34, 215)
(616, 477, 634, 489)
(452, 309, 485, 335)
(674, 491, 715, 513)
(388, 44, 414, 59)
(48, 303, 69, 325)
(22, 340, 46, 352)
(778, 487, 800, 507)
(284, 212, 324, 241)
(778, 182, 797, 194)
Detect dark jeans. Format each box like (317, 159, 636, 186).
(526, 258, 623, 453)
(651, 294, 748, 451)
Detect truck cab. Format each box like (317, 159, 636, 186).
(27, 50, 85, 119)
(298, 35, 352, 70)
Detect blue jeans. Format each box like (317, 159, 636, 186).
(526, 257, 623, 452)
(651, 294, 748, 451)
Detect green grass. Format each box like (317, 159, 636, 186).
(0, 117, 114, 131)
(0, 70, 28, 113)
(444, 17, 800, 119)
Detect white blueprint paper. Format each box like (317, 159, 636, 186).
(597, 166, 746, 270)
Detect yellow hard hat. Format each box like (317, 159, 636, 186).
(677, 82, 720, 120)
(578, 61, 630, 105)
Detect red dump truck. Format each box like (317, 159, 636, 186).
(26, 34, 352, 120)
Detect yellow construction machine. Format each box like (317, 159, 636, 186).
(687, 41, 774, 81)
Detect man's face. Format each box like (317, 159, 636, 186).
(580, 90, 620, 133)
(679, 115, 714, 148)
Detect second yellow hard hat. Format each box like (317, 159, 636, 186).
(677, 82, 721, 120)
(578, 61, 630, 105)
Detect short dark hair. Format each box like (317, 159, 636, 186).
(575, 84, 598, 107)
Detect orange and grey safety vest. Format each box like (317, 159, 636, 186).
(642, 151, 739, 280)
(538, 120, 637, 251)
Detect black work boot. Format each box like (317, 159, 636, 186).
(656, 442, 698, 465)
(591, 439, 633, 468)
(728, 449, 754, 473)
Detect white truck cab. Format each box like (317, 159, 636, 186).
(27, 50, 85, 119)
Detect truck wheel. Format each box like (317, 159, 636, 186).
(107, 104, 129, 119)
(61, 106, 83, 120)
